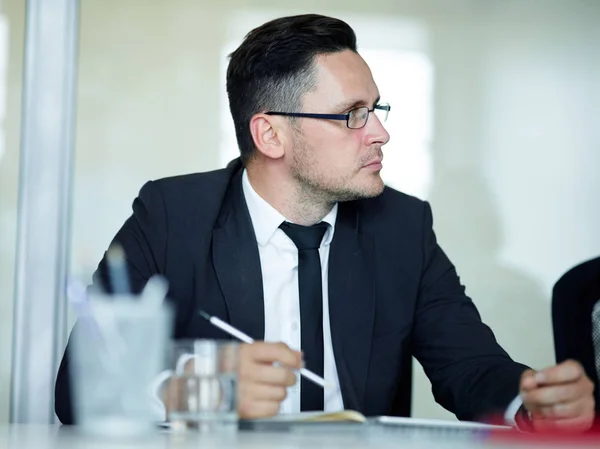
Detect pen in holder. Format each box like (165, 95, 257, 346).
(68, 257, 173, 436)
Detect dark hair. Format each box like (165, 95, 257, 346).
(226, 14, 357, 164)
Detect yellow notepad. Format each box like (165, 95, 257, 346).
(260, 410, 366, 423)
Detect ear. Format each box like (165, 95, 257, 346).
(249, 114, 286, 159)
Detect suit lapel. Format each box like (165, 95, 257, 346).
(212, 170, 265, 340)
(328, 202, 376, 412)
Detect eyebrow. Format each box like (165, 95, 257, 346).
(333, 95, 381, 112)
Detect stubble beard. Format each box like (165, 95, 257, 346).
(290, 133, 385, 205)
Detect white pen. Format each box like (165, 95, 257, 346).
(198, 310, 329, 389)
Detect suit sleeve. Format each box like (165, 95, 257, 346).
(54, 181, 168, 424)
(412, 201, 530, 421)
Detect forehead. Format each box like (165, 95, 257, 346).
(304, 50, 379, 109)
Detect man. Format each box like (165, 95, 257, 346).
(55, 14, 595, 430)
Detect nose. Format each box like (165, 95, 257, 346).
(364, 111, 390, 147)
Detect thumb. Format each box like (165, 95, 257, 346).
(520, 369, 538, 393)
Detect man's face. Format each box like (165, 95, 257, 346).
(287, 50, 390, 202)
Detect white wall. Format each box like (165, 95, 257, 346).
(1, 0, 599, 422)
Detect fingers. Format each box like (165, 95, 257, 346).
(522, 370, 594, 409)
(239, 342, 300, 386)
(519, 360, 596, 433)
(520, 360, 591, 405)
(532, 413, 595, 433)
(534, 360, 584, 385)
(241, 363, 297, 387)
(520, 369, 538, 392)
(243, 341, 302, 369)
(237, 341, 300, 420)
(523, 382, 590, 407)
(531, 396, 595, 420)
(239, 383, 288, 403)
(521, 360, 585, 394)
(238, 400, 281, 420)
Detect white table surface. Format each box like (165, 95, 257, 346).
(1, 423, 598, 449)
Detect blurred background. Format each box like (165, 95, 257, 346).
(1, 0, 599, 423)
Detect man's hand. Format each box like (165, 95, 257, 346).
(238, 342, 302, 419)
(520, 359, 595, 432)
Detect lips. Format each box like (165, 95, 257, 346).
(362, 154, 383, 168)
(363, 159, 382, 167)
(361, 149, 384, 169)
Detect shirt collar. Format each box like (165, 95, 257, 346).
(241, 169, 337, 247)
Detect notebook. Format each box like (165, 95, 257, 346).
(375, 416, 513, 431)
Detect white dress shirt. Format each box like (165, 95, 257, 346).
(241, 169, 343, 413)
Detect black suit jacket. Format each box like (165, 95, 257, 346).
(55, 159, 528, 424)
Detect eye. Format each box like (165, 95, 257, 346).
(349, 107, 369, 121)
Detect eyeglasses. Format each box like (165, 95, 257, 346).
(265, 103, 391, 129)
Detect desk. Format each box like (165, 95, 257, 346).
(2, 424, 599, 449)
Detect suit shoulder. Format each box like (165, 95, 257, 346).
(380, 186, 426, 208)
(130, 166, 235, 216)
(150, 167, 231, 192)
(360, 186, 427, 219)
(134, 167, 231, 204)
(144, 158, 244, 201)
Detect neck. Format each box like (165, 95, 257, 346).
(246, 163, 334, 226)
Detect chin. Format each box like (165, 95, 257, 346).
(364, 181, 385, 198)
(362, 174, 385, 196)
(333, 179, 385, 202)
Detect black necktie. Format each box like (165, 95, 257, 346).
(279, 221, 328, 411)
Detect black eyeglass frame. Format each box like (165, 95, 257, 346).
(265, 103, 391, 129)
